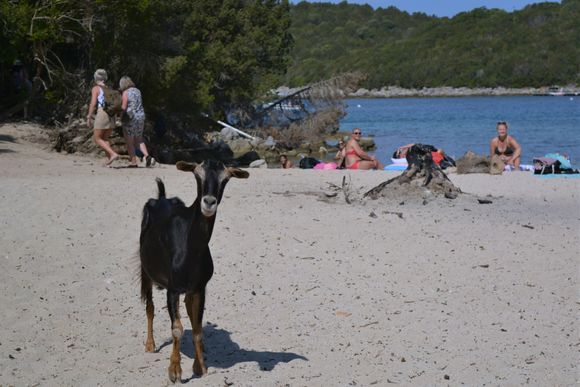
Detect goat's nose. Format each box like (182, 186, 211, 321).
(203, 196, 217, 206)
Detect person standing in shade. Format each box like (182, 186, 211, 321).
(119, 76, 155, 168)
(87, 69, 119, 167)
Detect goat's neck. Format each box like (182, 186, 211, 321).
(189, 198, 216, 244)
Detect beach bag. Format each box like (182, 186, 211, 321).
(299, 157, 319, 169)
(533, 157, 560, 175)
(100, 86, 123, 116)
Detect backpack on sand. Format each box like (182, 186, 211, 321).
(533, 157, 561, 175)
(100, 86, 123, 116)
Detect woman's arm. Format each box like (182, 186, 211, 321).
(121, 90, 129, 111)
(508, 136, 522, 161)
(351, 140, 374, 161)
(87, 86, 99, 128)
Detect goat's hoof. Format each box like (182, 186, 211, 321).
(168, 362, 182, 383)
(193, 360, 207, 376)
(145, 339, 156, 353)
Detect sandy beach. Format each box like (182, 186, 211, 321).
(0, 122, 578, 386)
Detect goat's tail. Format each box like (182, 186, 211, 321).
(155, 178, 166, 199)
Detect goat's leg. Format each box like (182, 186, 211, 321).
(141, 269, 156, 352)
(185, 291, 207, 376)
(167, 291, 183, 383)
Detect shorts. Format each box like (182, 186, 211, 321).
(93, 108, 115, 130)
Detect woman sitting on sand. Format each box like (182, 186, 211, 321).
(87, 69, 119, 167)
(334, 139, 346, 169)
(490, 121, 521, 169)
(119, 76, 155, 168)
(345, 128, 384, 170)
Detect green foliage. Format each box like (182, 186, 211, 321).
(286, 1, 580, 88)
(0, 0, 293, 126)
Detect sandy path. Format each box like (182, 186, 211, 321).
(0, 123, 578, 386)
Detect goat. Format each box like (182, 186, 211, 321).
(139, 160, 249, 382)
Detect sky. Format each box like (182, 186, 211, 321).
(291, 1, 561, 17)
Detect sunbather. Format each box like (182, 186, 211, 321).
(490, 121, 521, 169)
(345, 128, 383, 170)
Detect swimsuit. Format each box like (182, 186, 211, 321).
(495, 138, 514, 156)
(345, 149, 361, 169)
(495, 146, 514, 156)
(347, 160, 360, 170)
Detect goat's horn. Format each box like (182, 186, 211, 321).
(176, 161, 197, 172)
(227, 167, 249, 179)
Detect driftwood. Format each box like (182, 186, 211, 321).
(364, 144, 461, 200)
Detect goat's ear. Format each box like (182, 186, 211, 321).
(227, 167, 249, 179)
(176, 161, 197, 172)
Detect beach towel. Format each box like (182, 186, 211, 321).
(384, 164, 407, 171)
(313, 162, 338, 170)
(534, 173, 580, 179)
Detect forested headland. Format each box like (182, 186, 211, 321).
(286, 0, 579, 89)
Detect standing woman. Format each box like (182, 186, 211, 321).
(119, 76, 155, 167)
(87, 69, 119, 166)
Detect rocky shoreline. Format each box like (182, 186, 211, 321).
(349, 85, 580, 98)
(276, 85, 580, 98)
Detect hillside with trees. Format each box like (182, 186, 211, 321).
(286, 0, 580, 88)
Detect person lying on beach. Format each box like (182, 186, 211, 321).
(490, 121, 521, 169)
(334, 139, 346, 169)
(393, 143, 455, 169)
(280, 154, 294, 169)
(345, 128, 384, 170)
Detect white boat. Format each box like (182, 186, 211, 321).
(548, 86, 565, 96)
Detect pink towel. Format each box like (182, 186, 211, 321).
(313, 162, 338, 170)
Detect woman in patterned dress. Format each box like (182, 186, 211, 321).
(119, 76, 155, 167)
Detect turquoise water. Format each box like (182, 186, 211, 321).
(340, 96, 580, 166)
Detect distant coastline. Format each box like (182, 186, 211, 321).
(275, 85, 580, 99)
(348, 86, 580, 98)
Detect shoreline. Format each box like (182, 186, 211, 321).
(349, 86, 580, 98)
(277, 85, 580, 99)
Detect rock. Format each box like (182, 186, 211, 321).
(235, 151, 260, 167)
(264, 136, 276, 147)
(220, 127, 236, 140)
(249, 159, 267, 168)
(228, 138, 253, 157)
(358, 137, 376, 151)
(456, 151, 490, 174)
(489, 154, 505, 175)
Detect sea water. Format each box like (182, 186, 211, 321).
(340, 96, 580, 166)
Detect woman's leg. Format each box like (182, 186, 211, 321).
(135, 135, 149, 157)
(93, 128, 119, 165)
(357, 160, 383, 170)
(124, 132, 138, 165)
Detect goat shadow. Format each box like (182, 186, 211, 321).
(158, 323, 307, 374)
(0, 134, 16, 154)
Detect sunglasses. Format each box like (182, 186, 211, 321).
(497, 121, 507, 126)
(353, 131, 362, 135)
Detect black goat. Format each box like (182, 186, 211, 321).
(139, 160, 249, 382)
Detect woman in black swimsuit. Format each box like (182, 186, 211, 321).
(490, 121, 521, 169)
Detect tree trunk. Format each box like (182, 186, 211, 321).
(364, 144, 461, 200)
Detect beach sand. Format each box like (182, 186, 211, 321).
(0, 122, 578, 386)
